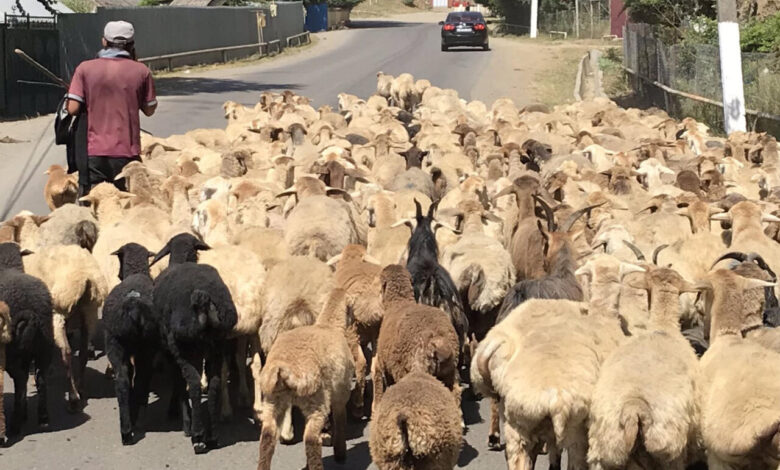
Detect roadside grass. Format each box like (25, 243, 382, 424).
(351, 0, 425, 18)
(151, 35, 319, 79)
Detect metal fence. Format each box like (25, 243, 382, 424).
(0, 16, 61, 117)
(623, 23, 780, 134)
(538, 0, 610, 39)
(58, 3, 305, 79)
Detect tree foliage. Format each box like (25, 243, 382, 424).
(622, 0, 716, 30)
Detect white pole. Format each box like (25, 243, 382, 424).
(575, 0, 580, 38)
(717, 0, 747, 134)
(530, 0, 538, 38)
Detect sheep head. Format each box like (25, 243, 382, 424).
(710, 201, 780, 230)
(0, 242, 32, 271)
(379, 264, 415, 305)
(391, 199, 460, 236)
(151, 233, 210, 267)
(112, 243, 154, 280)
(326, 244, 381, 268)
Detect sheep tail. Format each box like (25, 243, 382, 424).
(190, 290, 219, 328)
(620, 398, 652, 453)
(74, 220, 99, 252)
(13, 310, 40, 352)
(397, 413, 417, 467)
(460, 264, 486, 310)
(260, 363, 319, 398)
(475, 337, 505, 399)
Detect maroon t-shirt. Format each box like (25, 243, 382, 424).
(67, 57, 156, 157)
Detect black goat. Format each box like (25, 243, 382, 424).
(0, 243, 54, 442)
(496, 198, 600, 322)
(102, 243, 159, 445)
(397, 200, 469, 346)
(151, 233, 238, 454)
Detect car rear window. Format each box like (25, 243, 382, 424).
(446, 12, 484, 22)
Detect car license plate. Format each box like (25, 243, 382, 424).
(456, 26, 471, 33)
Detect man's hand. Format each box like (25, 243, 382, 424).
(141, 102, 157, 117)
(67, 99, 81, 116)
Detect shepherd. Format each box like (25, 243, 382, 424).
(66, 20, 157, 196)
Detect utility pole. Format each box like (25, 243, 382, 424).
(530, 0, 538, 38)
(575, 0, 580, 38)
(717, 0, 747, 134)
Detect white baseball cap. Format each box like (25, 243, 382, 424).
(104, 21, 135, 44)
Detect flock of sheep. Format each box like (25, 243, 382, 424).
(1, 70, 780, 470)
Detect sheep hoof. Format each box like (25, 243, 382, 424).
(321, 432, 332, 447)
(206, 438, 219, 450)
(66, 396, 82, 414)
(0, 436, 6, 447)
(121, 431, 135, 446)
(192, 441, 208, 455)
(38, 420, 50, 431)
(488, 434, 502, 451)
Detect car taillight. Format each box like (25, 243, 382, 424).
(443, 24, 455, 31)
(474, 23, 486, 30)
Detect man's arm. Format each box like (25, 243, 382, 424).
(67, 66, 86, 116)
(141, 69, 157, 117)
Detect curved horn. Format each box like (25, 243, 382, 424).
(561, 202, 606, 233)
(622, 240, 646, 261)
(591, 240, 608, 252)
(533, 194, 555, 232)
(652, 244, 669, 265)
(746, 253, 778, 281)
(711, 252, 749, 270)
(414, 199, 423, 218)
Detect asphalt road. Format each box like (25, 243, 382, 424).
(1, 15, 558, 470)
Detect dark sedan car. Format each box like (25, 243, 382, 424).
(439, 11, 489, 51)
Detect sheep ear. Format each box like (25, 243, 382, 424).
(78, 194, 93, 204)
(363, 255, 381, 265)
(742, 278, 778, 291)
(19, 249, 34, 257)
(762, 213, 780, 223)
(692, 280, 714, 292)
(678, 280, 702, 294)
(150, 243, 171, 267)
(391, 218, 416, 231)
(482, 212, 503, 224)
(574, 262, 592, 277)
(325, 187, 349, 197)
(110, 248, 123, 257)
(432, 220, 461, 234)
(114, 169, 128, 181)
(31, 215, 50, 227)
(194, 241, 211, 252)
(118, 191, 136, 200)
(710, 213, 731, 222)
(326, 254, 342, 267)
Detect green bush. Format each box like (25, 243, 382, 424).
(741, 13, 780, 53)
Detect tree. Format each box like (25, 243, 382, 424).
(14, 0, 58, 15)
(621, 0, 717, 30)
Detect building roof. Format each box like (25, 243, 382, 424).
(0, 0, 72, 16)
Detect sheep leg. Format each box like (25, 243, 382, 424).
(131, 349, 154, 430)
(546, 440, 561, 470)
(249, 335, 263, 421)
(705, 457, 738, 470)
(219, 354, 233, 421)
(0, 346, 5, 445)
(172, 343, 207, 454)
(280, 404, 294, 444)
(504, 423, 535, 470)
(565, 433, 589, 470)
(34, 342, 52, 430)
(488, 398, 502, 450)
(106, 337, 134, 445)
(205, 347, 223, 449)
(54, 313, 79, 412)
(371, 359, 386, 416)
(302, 407, 327, 470)
(331, 398, 348, 463)
(235, 336, 251, 408)
(347, 325, 366, 420)
(9, 367, 28, 436)
(257, 398, 287, 470)
(75, 312, 91, 406)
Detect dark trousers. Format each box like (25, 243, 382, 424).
(79, 156, 140, 197)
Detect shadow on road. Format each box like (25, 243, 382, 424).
(323, 440, 372, 470)
(347, 20, 423, 29)
(155, 77, 302, 97)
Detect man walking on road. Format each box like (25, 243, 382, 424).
(66, 20, 157, 195)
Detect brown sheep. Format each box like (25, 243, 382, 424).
(373, 265, 461, 418)
(327, 244, 383, 418)
(370, 371, 462, 470)
(43, 165, 78, 211)
(257, 288, 355, 470)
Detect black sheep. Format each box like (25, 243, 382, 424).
(102, 243, 158, 445)
(151, 234, 238, 454)
(401, 200, 468, 346)
(0, 243, 54, 442)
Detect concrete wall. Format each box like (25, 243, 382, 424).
(58, 3, 304, 78)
